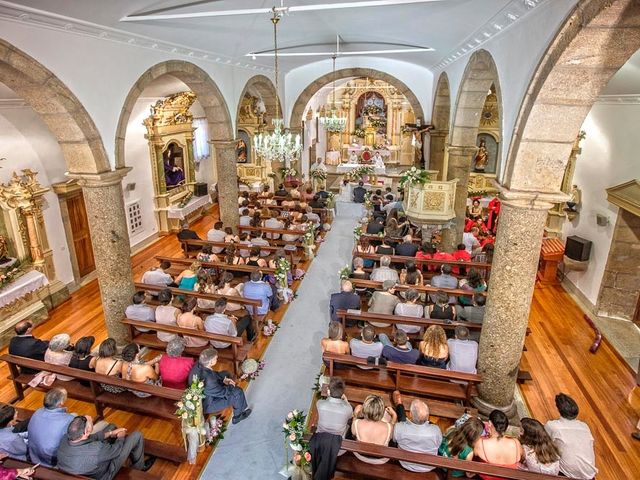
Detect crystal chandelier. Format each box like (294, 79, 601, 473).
(253, 9, 301, 164)
(319, 55, 347, 133)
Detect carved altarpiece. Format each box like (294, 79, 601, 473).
(236, 93, 272, 187)
(467, 88, 500, 196)
(144, 92, 198, 234)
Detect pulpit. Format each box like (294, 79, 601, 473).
(403, 177, 457, 223)
(538, 237, 565, 284)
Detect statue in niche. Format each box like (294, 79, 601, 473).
(473, 139, 489, 172)
(565, 185, 582, 213)
(236, 139, 248, 163)
(163, 143, 186, 188)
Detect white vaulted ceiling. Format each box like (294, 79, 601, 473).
(4, 0, 550, 71)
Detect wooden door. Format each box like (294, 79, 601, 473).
(67, 192, 95, 277)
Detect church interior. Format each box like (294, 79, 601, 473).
(0, 0, 638, 479)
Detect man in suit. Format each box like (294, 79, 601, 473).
(176, 221, 201, 252)
(352, 181, 367, 203)
(8, 321, 48, 373)
(395, 235, 419, 257)
(329, 280, 361, 323)
(188, 348, 252, 424)
(56, 415, 154, 480)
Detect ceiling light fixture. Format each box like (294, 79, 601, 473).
(253, 9, 301, 165)
(120, 0, 446, 22)
(319, 53, 347, 133)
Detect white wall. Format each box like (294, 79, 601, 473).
(285, 57, 434, 127)
(0, 109, 74, 285)
(435, 0, 577, 180)
(562, 102, 640, 306)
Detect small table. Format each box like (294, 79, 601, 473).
(538, 237, 565, 284)
(167, 195, 211, 220)
(0, 270, 49, 309)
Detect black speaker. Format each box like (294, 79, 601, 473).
(565, 235, 592, 262)
(194, 182, 208, 197)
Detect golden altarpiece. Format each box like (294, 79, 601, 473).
(0, 169, 67, 346)
(320, 78, 416, 166)
(144, 92, 199, 234)
(236, 93, 272, 187)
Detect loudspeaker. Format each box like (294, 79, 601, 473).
(565, 235, 592, 262)
(194, 182, 208, 197)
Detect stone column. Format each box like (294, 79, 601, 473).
(429, 130, 448, 180)
(212, 140, 240, 231)
(70, 168, 134, 344)
(443, 145, 478, 250)
(474, 189, 566, 417)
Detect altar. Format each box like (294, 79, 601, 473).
(0, 270, 49, 309)
(167, 194, 211, 220)
(336, 163, 386, 175)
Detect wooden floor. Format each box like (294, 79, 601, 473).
(523, 281, 640, 479)
(1, 211, 639, 478)
(0, 208, 312, 479)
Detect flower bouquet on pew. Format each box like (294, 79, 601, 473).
(175, 378, 206, 464)
(338, 264, 351, 280)
(262, 319, 279, 337)
(204, 415, 227, 447)
(239, 358, 265, 381)
(353, 225, 362, 241)
(275, 257, 294, 303)
(281, 410, 312, 479)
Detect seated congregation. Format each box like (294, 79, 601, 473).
(0, 181, 332, 479)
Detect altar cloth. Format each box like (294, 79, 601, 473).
(167, 194, 211, 219)
(0, 269, 49, 309)
(336, 163, 386, 175)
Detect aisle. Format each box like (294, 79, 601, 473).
(202, 202, 363, 479)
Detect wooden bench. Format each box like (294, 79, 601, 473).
(349, 278, 484, 300)
(122, 318, 249, 376)
(1, 355, 189, 438)
(179, 239, 299, 265)
(237, 225, 318, 246)
(323, 352, 481, 406)
(155, 255, 276, 275)
(331, 439, 562, 480)
(2, 458, 159, 480)
(132, 282, 261, 310)
(335, 309, 482, 334)
(6, 407, 182, 467)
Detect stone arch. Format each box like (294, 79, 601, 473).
(430, 72, 451, 179)
(0, 38, 134, 344)
(504, 0, 640, 194)
(0, 38, 110, 175)
(235, 74, 282, 124)
(115, 60, 234, 170)
(289, 67, 425, 128)
(446, 50, 502, 244)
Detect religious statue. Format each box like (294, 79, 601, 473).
(236, 139, 248, 163)
(0, 235, 10, 263)
(328, 133, 342, 152)
(474, 139, 489, 172)
(566, 185, 582, 212)
(163, 143, 186, 188)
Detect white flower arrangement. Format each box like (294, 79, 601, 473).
(339, 264, 351, 280)
(310, 169, 327, 181)
(399, 166, 431, 189)
(353, 225, 363, 241)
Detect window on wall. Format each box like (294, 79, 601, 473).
(126, 201, 143, 236)
(193, 117, 210, 161)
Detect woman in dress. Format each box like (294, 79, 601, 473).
(176, 262, 200, 291)
(400, 260, 423, 287)
(197, 245, 220, 264)
(417, 325, 449, 369)
(216, 271, 245, 313)
(519, 418, 560, 474)
(44, 333, 74, 381)
(120, 343, 160, 398)
(94, 338, 125, 394)
(245, 247, 268, 268)
(155, 288, 179, 343)
(439, 416, 485, 477)
(282, 218, 301, 243)
(320, 321, 350, 355)
(355, 236, 376, 269)
(375, 237, 394, 256)
(194, 270, 217, 310)
(303, 187, 315, 202)
(473, 409, 523, 479)
(468, 199, 483, 220)
(415, 242, 435, 272)
(158, 338, 195, 390)
(384, 218, 402, 239)
(69, 336, 96, 372)
(224, 245, 244, 266)
(351, 394, 397, 465)
(426, 290, 457, 321)
(458, 268, 487, 307)
(224, 227, 239, 243)
(176, 296, 207, 347)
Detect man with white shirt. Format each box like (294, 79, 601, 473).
(316, 377, 353, 438)
(207, 221, 226, 253)
(545, 393, 597, 479)
(125, 291, 155, 333)
(239, 209, 252, 226)
(447, 326, 478, 374)
(349, 324, 383, 360)
(141, 261, 174, 287)
(264, 213, 284, 240)
(392, 392, 442, 473)
(250, 232, 270, 257)
(462, 226, 482, 257)
(204, 298, 255, 347)
(370, 256, 399, 283)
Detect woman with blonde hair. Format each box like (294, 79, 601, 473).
(351, 394, 397, 464)
(417, 325, 449, 369)
(176, 261, 200, 291)
(320, 321, 349, 355)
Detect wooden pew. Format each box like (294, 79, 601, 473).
(331, 439, 562, 480)
(261, 204, 329, 223)
(179, 239, 298, 265)
(121, 318, 249, 376)
(153, 256, 277, 281)
(237, 225, 317, 245)
(335, 309, 482, 334)
(349, 278, 484, 300)
(353, 249, 492, 279)
(132, 282, 261, 310)
(2, 458, 159, 479)
(323, 352, 481, 406)
(2, 354, 189, 431)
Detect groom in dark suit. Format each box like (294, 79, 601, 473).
(329, 280, 361, 323)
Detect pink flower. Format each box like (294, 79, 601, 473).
(304, 452, 311, 462)
(293, 454, 301, 464)
(289, 433, 296, 441)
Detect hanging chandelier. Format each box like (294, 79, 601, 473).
(253, 9, 301, 164)
(319, 55, 347, 133)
